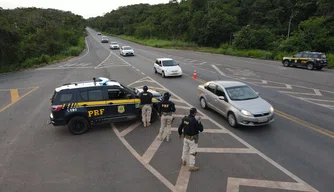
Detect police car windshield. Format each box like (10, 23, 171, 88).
(225, 86, 259, 101)
(162, 60, 177, 66)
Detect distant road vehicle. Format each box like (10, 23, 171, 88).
(153, 58, 182, 78)
(110, 42, 120, 49)
(97, 32, 101, 35)
(101, 36, 108, 43)
(120, 46, 134, 56)
(282, 51, 328, 70)
(197, 80, 274, 128)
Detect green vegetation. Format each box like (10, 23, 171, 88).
(87, 0, 334, 68)
(0, 7, 86, 73)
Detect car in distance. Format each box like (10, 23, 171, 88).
(197, 80, 274, 127)
(101, 36, 109, 43)
(48, 77, 160, 135)
(120, 46, 134, 56)
(154, 58, 182, 78)
(110, 42, 120, 49)
(282, 51, 327, 70)
(97, 32, 101, 35)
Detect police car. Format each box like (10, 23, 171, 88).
(49, 77, 161, 135)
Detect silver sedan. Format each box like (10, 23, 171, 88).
(197, 81, 274, 127)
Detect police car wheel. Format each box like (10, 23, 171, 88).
(227, 112, 237, 128)
(68, 116, 90, 135)
(307, 63, 314, 70)
(200, 97, 207, 109)
(154, 67, 157, 73)
(283, 60, 290, 67)
(150, 108, 158, 123)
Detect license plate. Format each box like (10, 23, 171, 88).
(257, 117, 268, 123)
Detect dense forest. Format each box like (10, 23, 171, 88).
(0, 7, 86, 72)
(87, 0, 334, 66)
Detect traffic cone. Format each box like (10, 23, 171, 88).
(193, 69, 197, 79)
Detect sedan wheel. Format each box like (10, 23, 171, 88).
(227, 112, 237, 128)
(200, 97, 207, 109)
(154, 67, 157, 74)
(162, 71, 166, 78)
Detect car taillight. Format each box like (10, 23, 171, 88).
(51, 105, 62, 111)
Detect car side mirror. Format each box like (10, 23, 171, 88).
(218, 96, 225, 100)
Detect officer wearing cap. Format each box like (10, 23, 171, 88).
(139, 85, 153, 127)
(158, 92, 176, 141)
(178, 107, 203, 172)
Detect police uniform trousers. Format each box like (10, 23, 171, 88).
(159, 113, 173, 140)
(181, 135, 198, 167)
(141, 104, 152, 125)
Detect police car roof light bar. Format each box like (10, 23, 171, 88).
(98, 77, 110, 85)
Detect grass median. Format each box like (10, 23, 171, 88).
(106, 33, 334, 69)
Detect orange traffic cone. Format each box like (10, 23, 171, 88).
(193, 69, 197, 79)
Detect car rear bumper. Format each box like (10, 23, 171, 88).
(236, 113, 275, 126)
(48, 113, 66, 126)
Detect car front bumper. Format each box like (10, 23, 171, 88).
(236, 112, 275, 126)
(165, 71, 182, 76)
(124, 52, 134, 55)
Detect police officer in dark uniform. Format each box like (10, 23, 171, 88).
(157, 92, 176, 141)
(138, 85, 153, 127)
(178, 107, 203, 171)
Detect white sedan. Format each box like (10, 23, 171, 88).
(120, 46, 134, 56)
(110, 42, 120, 49)
(154, 58, 182, 78)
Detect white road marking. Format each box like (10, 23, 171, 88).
(95, 65, 130, 69)
(120, 122, 141, 137)
(313, 89, 322, 96)
(94, 51, 112, 69)
(286, 84, 292, 89)
(141, 72, 145, 75)
(197, 148, 256, 154)
(142, 135, 165, 163)
(112, 124, 177, 192)
(279, 91, 321, 96)
(297, 97, 334, 103)
(212, 64, 226, 76)
(262, 80, 267, 84)
(128, 77, 156, 86)
(226, 177, 315, 192)
(136, 69, 140, 72)
(175, 166, 191, 192)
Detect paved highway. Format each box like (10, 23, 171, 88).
(0, 27, 333, 192)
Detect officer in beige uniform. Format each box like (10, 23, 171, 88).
(158, 92, 176, 141)
(178, 107, 203, 171)
(139, 85, 153, 127)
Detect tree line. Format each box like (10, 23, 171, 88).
(87, 0, 334, 63)
(0, 7, 86, 72)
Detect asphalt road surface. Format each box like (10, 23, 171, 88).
(0, 27, 333, 192)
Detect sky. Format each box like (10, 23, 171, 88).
(0, 0, 168, 19)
